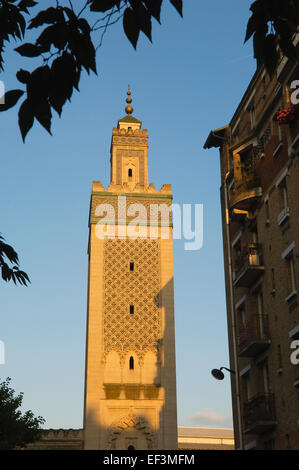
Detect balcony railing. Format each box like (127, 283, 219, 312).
(243, 393, 277, 434)
(238, 314, 270, 357)
(230, 171, 262, 210)
(234, 243, 264, 288)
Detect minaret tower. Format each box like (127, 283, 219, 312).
(83, 91, 177, 450)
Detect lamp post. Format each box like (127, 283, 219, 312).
(211, 366, 235, 380)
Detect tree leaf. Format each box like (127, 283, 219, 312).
(26, 65, 51, 105)
(14, 42, 42, 57)
(0, 241, 19, 264)
(123, 7, 140, 49)
(18, 99, 34, 142)
(69, 31, 97, 75)
(49, 54, 76, 115)
(18, 0, 38, 14)
(89, 0, 120, 12)
(36, 24, 62, 52)
(1, 262, 11, 282)
(261, 34, 279, 77)
(244, 14, 258, 43)
(28, 6, 61, 29)
(34, 99, 52, 135)
(0, 89, 24, 112)
(16, 69, 31, 84)
(62, 6, 78, 23)
(77, 18, 91, 36)
(135, 3, 152, 41)
(169, 0, 183, 17)
(143, 0, 162, 23)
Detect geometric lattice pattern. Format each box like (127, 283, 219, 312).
(103, 238, 161, 361)
(91, 196, 172, 224)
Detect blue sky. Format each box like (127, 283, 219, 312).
(0, 0, 256, 429)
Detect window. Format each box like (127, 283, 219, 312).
(282, 242, 296, 301)
(240, 147, 254, 176)
(271, 113, 283, 141)
(128, 168, 132, 178)
(129, 356, 134, 370)
(242, 372, 252, 400)
(276, 175, 289, 225)
(263, 362, 270, 394)
(248, 103, 256, 129)
(130, 304, 134, 314)
(278, 179, 288, 211)
(130, 262, 134, 272)
(257, 289, 264, 315)
(237, 302, 246, 328)
(286, 254, 296, 297)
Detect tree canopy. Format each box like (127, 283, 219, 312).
(245, 0, 299, 77)
(0, 1, 298, 141)
(0, 0, 182, 141)
(0, 377, 45, 449)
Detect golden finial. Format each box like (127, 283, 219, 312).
(125, 87, 133, 115)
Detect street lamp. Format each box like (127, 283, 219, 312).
(211, 366, 235, 380)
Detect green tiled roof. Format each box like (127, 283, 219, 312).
(118, 114, 142, 123)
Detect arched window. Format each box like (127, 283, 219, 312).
(130, 304, 134, 314)
(128, 445, 135, 450)
(128, 168, 132, 177)
(129, 356, 134, 370)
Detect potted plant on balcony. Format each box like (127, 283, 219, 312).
(275, 104, 299, 125)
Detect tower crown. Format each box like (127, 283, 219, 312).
(117, 88, 142, 131)
(110, 89, 148, 187)
(125, 89, 133, 115)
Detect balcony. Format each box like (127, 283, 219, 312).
(238, 314, 270, 357)
(233, 243, 264, 288)
(243, 393, 277, 435)
(230, 172, 262, 211)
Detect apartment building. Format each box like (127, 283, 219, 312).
(204, 52, 299, 449)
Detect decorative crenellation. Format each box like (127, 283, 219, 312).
(91, 180, 172, 194)
(113, 127, 148, 136)
(40, 429, 83, 439)
(103, 239, 161, 361)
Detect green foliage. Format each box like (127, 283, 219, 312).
(0, 0, 36, 71)
(0, 377, 45, 449)
(0, 0, 183, 141)
(1, 0, 298, 140)
(0, 234, 30, 286)
(245, 0, 299, 76)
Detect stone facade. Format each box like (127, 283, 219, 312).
(204, 37, 299, 449)
(83, 101, 177, 449)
